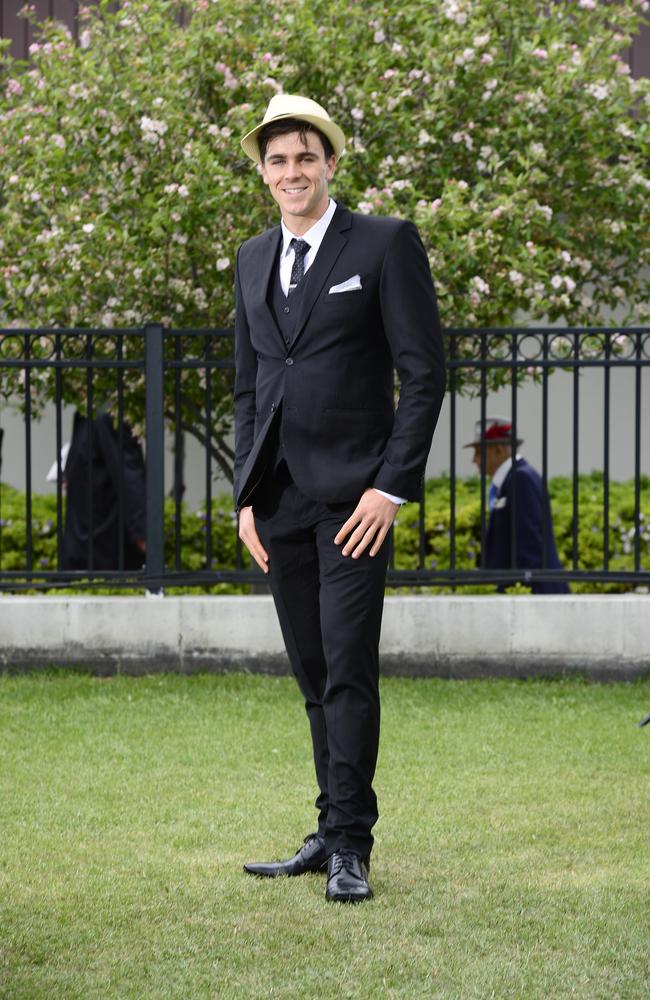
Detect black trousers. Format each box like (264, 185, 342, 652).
(253, 462, 390, 860)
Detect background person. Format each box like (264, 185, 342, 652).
(467, 416, 569, 594)
(61, 410, 146, 572)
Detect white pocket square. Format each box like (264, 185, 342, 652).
(494, 497, 508, 510)
(328, 275, 362, 294)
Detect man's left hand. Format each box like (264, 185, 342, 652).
(334, 489, 399, 559)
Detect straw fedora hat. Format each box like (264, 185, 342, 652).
(240, 94, 346, 163)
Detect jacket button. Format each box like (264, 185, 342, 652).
(283, 306, 290, 314)
(285, 358, 294, 366)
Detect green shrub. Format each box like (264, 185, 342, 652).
(1, 474, 648, 594)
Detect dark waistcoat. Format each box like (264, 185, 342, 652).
(268, 251, 310, 346)
(266, 255, 311, 470)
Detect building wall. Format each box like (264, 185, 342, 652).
(2, 364, 648, 510)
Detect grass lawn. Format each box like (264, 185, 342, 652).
(1, 671, 649, 999)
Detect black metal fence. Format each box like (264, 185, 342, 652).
(0, 325, 649, 591)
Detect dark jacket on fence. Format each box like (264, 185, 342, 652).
(485, 458, 569, 594)
(61, 411, 146, 571)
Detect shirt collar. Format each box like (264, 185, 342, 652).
(281, 198, 337, 257)
(492, 453, 521, 491)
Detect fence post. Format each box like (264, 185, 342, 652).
(145, 323, 165, 593)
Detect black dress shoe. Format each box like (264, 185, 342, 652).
(325, 850, 373, 903)
(243, 833, 327, 877)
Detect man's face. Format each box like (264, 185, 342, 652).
(260, 130, 336, 232)
(472, 443, 509, 477)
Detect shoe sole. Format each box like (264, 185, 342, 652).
(243, 864, 327, 877)
(326, 890, 373, 903)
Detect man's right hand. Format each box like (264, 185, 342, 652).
(238, 505, 269, 574)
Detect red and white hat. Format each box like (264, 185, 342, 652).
(464, 416, 523, 448)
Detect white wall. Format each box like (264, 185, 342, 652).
(2, 363, 648, 511)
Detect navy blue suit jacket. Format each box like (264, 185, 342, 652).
(484, 458, 569, 594)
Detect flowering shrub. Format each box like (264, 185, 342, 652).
(0, 0, 649, 463)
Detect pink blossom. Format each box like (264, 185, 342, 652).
(532, 48, 548, 59)
(373, 29, 386, 44)
(216, 258, 230, 271)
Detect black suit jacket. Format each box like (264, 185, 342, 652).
(62, 411, 146, 571)
(233, 204, 446, 507)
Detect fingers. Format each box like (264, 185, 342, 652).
(334, 512, 358, 548)
(238, 505, 269, 574)
(334, 489, 398, 559)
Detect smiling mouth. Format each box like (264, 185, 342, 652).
(283, 187, 308, 194)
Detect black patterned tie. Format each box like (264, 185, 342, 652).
(288, 238, 310, 295)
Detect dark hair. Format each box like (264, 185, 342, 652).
(258, 117, 335, 163)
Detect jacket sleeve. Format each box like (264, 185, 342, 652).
(372, 221, 447, 500)
(232, 245, 258, 504)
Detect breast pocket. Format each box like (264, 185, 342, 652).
(324, 289, 366, 305)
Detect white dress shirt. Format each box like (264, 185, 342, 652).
(279, 197, 338, 295)
(280, 199, 405, 507)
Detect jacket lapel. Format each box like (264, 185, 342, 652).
(247, 225, 284, 347)
(290, 205, 352, 351)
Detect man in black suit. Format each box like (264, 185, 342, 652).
(62, 411, 146, 572)
(234, 95, 446, 902)
(467, 416, 569, 594)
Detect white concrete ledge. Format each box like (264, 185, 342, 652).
(0, 595, 648, 680)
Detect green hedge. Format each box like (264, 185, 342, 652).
(393, 472, 650, 594)
(1, 474, 648, 594)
